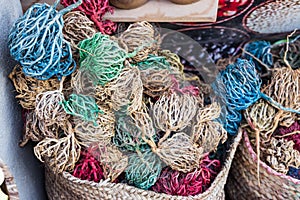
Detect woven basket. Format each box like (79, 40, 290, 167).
(0, 159, 19, 200)
(226, 130, 300, 200)
(45, 130, 242, 200)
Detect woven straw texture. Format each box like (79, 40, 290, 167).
(226, 131, 300, 200)
(0, 159, 19, 200)
(45, 130, 242, 200)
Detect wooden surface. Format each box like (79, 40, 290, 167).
(21, 0, 218, 22)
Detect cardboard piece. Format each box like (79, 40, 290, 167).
(104, 0, 218, 22)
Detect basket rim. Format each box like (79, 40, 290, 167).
(242, 129, 300, 184)
(0, 158, 19, 199)
(59, 130, 243, 198)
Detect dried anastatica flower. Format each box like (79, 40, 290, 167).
(125, 150, 163, 190)
(154, 132, 203, 173)
(35, 90, 69, 126)
(20, 111, 62, 147)
(277, 40, 300, 70)
(152, 154, 221, 196)
(118, 21, 158, 62)
(191, 103, 227, 154)
(276, 121, 300, 152)
(244, 99, 277, 143)
(262, 67, 300, 127)
(157, 49, 184, 76)
(192, 121, 227, 154)
(93, 142, 128, 182)
(62, 94, 100, 125)
(63, 11, 97, 55)
(264, 137, 300, 174)
(34, 133, 81, 173)
(140, 68, 173, 98)
(74, 104, 115, 148)
(71, 70, 97, 96)
(9, 65, 60, 109)
(113, 113, 151, 152)
(108, 65, 143, 113)
(151, 92, 198, 145)
(73, 149, 105, 182)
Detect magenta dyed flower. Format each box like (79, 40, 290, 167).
(152, 155, 221, 196)
(276, 121, 300, 152)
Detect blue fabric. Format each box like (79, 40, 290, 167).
(288, 166, 300, 180)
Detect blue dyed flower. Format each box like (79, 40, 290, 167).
(213, 59, 261, 111)
(243, 41, 273, 71)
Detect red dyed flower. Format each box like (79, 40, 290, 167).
(152, 155, 221, 196)
(73, 147, 104, 182)
(276, 121, 300, 152)
(61, 0, 116, 34)
(170, 75, 200, 96)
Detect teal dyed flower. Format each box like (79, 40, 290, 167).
(125, 151, 163, 190)
(62, 94, 100, 125)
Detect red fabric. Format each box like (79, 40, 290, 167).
(152, 155, 221, 196)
